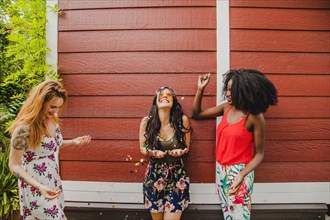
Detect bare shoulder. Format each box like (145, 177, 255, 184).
(140, 116, 149, 128)
(182, 114, 191, 127)
(11, 125, 30, 150)
(12, 125, 29, 138)
(222, 103, 232, 113)
(250, 113, 265, 125)
(182, 115, 190, 123)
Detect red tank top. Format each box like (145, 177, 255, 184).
(216, 107, 254, 164)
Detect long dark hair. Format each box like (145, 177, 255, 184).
(144, 86, 192, 150)
(222, 69, 278, 114)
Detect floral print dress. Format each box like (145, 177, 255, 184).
(143, 136, 190, 213)
(16, 127, 65, 220)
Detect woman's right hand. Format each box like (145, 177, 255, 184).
(198, 73, 211, 90)
(39, 184, 61, 200)
(149, 150, 167, 158)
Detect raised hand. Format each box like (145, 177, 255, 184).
(72, 135, 91, 145)
(198, 73, 211, 90)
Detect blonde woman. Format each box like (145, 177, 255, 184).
(8, 80, 91, 220)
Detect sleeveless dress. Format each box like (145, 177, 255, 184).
(14, 127, 66, 220)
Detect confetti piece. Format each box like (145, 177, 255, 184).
(181, 97, 185, 100)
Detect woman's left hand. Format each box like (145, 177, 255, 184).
(168, 148, 189, 157)
(228, 172, 244, 196)
(72, 135, 91, 146)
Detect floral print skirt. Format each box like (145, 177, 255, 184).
(216, 162, 254, 220)
(143, 159, 189, 213)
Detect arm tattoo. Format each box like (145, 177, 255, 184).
(11, 126, 29, 150)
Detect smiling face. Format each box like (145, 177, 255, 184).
(226, 79, 233, 104)
(156, 88, 174, 109)
(44, 96, 64, 120)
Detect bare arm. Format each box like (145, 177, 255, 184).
(168, 115, 191, 157)
(192, 73, 225, 119)
(229, 114, 265, 195)
(139, 117, 166, 158)
(139, 117, 149, 157)
(61, 135, 91, 149)
(9, 127, 61, 199)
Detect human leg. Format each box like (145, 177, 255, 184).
(151, 212, 164, 220)
(216, 163, 254, 220)
(164, 212, 182, 220)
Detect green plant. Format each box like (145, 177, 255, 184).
(0, 0, 59, 218)
(0, 133, 19, 218)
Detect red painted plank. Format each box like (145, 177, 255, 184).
(59, 0, 216, 10)
(255, 162, 330, 182)
(62, 96, 329, 119)
(59, 161, 330, 182)
(61, 74, 329, 97)
(230, 0, 330, 9)
(60, 161, 215, 183)
(230, 8, 330, 31)
(61, 96, 215, 118)
(59, 139, 329, 162)
(58, 8, 216, 31)
(266, 119, 330, 140)
(264, 140, 330, 162)
(266, 97, 330, 118)
(58, 30, 216, 52)
(59, 118, 329, 141)
(266, 75, 330, 97)
(60, 118, 216, 140)
(58, 52, 216, 74)
(231, 52, 330, 75)
(231, 29, 330, 53)
(60, 74, 216, 96)
(59, 140, 215, 163)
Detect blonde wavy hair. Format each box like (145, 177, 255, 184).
(9, 80, 68, 149)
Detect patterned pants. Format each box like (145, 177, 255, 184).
(216, 162, 254, 220)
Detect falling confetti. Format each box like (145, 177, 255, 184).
(127, 155, 147, 174)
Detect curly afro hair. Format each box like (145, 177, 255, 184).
(222, 69, 278, 114)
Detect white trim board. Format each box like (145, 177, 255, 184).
(62, 181, 330, 205)
(216, 0, 230, 103)
(46, 0, 58, 74)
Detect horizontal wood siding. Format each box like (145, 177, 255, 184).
(62, 96, 329, 118)
(230, 1, 330, 182)
(58, 1, 216, 183)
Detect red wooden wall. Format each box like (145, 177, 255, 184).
(58, 0, 329, 183)
(58, 0, 217, 183)
(230, 0, 330, 182)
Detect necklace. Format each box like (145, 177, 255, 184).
(157, 134, 174, 142)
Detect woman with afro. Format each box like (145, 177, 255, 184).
(192, 69, 278, 220)
(139, 86, 192, 220)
